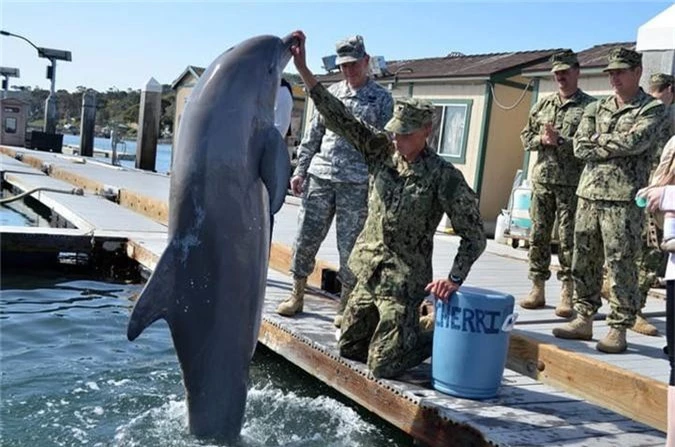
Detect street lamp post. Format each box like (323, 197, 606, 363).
(0, 30, 71, 133)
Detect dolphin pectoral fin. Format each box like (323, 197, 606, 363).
(259, 127, 291, 214)
(127, 243, 177, 341)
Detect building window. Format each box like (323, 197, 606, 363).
(4, 117, 17, 134)
(427, 100, 472, 164)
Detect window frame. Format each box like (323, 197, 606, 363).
(427, 99, 473, 164)
(4, 117, 17, 134)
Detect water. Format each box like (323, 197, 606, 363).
(61, 135, 173, 174)
(0, 189, 51, 227)
(0, 273, 413, 446)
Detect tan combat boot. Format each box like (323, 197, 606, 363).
(552, 314, 593, 340)
(419, 314, 435, 332)
(276, 277, 307, 317)
(596, 327, 627, 353)
(332, 285, 353, 328)
(520, 279, 545, 309)
(555, 280, 574, 318)
(418, 300, 435, 332)
(630, 312, 659, 336)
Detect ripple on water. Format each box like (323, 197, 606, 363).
(1, 275, 411, 446)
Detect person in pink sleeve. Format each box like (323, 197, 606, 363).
(643, 134, 675, 447)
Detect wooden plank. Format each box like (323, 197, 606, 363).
(1, 227, 98, 255)
(497, 427, 665, 447)
(118, 189, 169, 225)
(258, 320, 492, 447)
(1, 146, 110, 194)
(261, 271, 664, 446)
(513, 322, 670, 384)
(126, 238, 161, 272)
(0, 226, 127, 270)
(506, 331, 667, 432)
(3, 173, 167, 234)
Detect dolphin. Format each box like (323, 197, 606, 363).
(126, 34, 294, 441)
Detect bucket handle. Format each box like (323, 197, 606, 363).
(501, 312, 519, 332)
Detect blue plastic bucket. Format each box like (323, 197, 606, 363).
(432, 286, 517, 399)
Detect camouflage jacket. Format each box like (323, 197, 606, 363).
(521, 89, 596, 187)
(308, 83, 486, 300)
(574, 88, 666, 201)
(294, 79, 393, 184)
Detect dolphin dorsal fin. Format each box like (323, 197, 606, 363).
(127, 243, 178, 341)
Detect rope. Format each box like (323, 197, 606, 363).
(489, 79, 535, 111)
(0, 186, 84, 205)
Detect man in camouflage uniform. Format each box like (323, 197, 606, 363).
(519, 50, 595, 317)
(634, 73, 674, 336)
(552, 48, 667, 353)
(276, 35, 394, 326)
(291, 31, 486, 378)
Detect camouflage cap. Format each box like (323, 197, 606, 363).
(335, 35, 366, 65)
(384, 97, 435, 135)
(550, 49, 578, 72)
(649, 72, 674, 88)
(603, 47, 642, 72)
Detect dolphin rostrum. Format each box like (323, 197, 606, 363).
(127, 34, 294, 441)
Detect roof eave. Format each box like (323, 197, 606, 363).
(171, 66, 203, 90)
(320, 74, 492, 85)
(522, 67, 607, 78)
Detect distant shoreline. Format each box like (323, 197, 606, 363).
(62, 134, 173, 145)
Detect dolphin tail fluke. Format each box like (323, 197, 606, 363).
(127, 243, 178, 341)
(259, 127, 291, 214)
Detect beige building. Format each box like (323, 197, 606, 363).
(313, 49, 562, 232)
(520, 42, 635, 181)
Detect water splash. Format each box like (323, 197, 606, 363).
(1, 275, 410, 447)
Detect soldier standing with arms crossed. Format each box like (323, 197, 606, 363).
(520, 50, 595, 317)
(552, 48, 666, 353)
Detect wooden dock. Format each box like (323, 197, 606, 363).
(0, 145, 669, 446)
(62, 143, 136, 161)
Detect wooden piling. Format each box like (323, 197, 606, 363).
(79, 90, 96, 157)
(135, 78, 162, 171)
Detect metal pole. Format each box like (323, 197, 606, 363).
(111, 128, 118, 166)
(44, 58, 57, 134)
(1, 75, 7, 100)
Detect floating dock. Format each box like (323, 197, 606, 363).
(0, 145, 669, 446)
(62, 143, 136, 161)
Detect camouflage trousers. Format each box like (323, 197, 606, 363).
(636, 211, 667, 307)
(528, 183, 577, 282)
(290, 175, 368, 288)
(338, 280, 433, 379)
(572, 198, 642, 328)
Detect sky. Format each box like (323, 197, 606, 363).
(0, 1, 672, 93)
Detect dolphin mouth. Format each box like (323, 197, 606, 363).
(279, 33, 299, 68)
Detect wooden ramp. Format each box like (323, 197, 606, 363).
(1, 145, 668, 445)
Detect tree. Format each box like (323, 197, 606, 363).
(23, 84, 178, 134)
